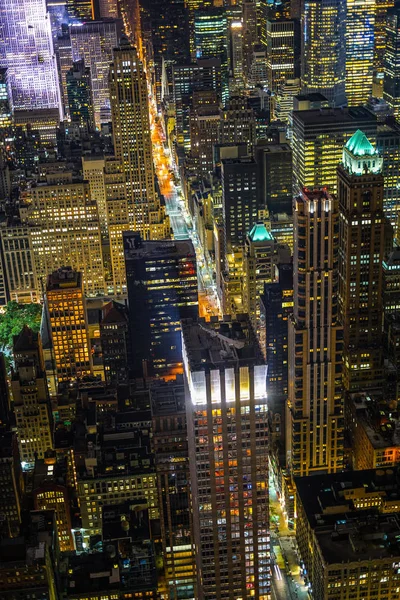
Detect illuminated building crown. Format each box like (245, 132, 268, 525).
(342, 129, 382, 175)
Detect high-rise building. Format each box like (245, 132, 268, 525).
(0, 220, 39, 304)
(182, 315, 270, 599)
(345, 0, 375, 105)
(66, 59, 94, 129)
(151, 378, 196, 600)
(98, 0, 118, 18)
(12, 327, 54, 469)
(375, 0, 395, 71)
(222, 154, 258, 251)
(220, 96, 256, 151)
(376, 120, 400, 227)
(287, 188, 344, 477)
(0, 68, 12, 129)
(55, 31, 73, 120)
(100, 301, 129, 386)
(70, 20, 119, 126)
(66, 0, 94, 21)
(243, 222, 276, 332)
(383, 3, 400, 119)
(338, 130, 390, 392)
(265, 19, 295, 93)
(190, 90, 221, 177)
(292, 106, 377, 195)
(0, 431, 23, 538)
(0, 0, 61, 114)
(124, 232, 198, 379)
(229, 20, 244, 92)
(110, 39, 170, 239)
(242, 0, 258, 80)
(20, 174, 105, 297)
(45, 267, 92, 384)
(194, 9, 229, 102)
(301, 0, 346, 107)
(256, 141, 292, 215)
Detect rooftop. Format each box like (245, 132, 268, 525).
(292, 106, 376, 127)
(46, 267, 81, 291)
(248, 222, 274, 243)
(345, 129, 378, 157)
(123, 232, 195, 261)
(181, 315, 264, 371)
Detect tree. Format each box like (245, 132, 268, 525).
(0, 301, 42, 354)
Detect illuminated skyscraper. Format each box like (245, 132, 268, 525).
(0, 69, 12, 129)
(45, 267, 92, 383)
(20, 173, 105, 297)
(383, 2, 400, 119)
(265, 19, 295, 93)
(301, 0, 346, 107)
(110, 39, 170, 239)
(375, 0, 395, 71)
(345, 0, 375, 105)
(338, 131, 390, 391)
(66, 0, 94, 21)
(287, 188, 344, 477)
(0, 0, 61, 114)
(194, 8, 229, 102)
(66, 59, 94, 129)
(70, 20, 119, 126)
(182, 315, 270, 599)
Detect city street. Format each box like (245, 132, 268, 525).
(270, 476, 310, 600)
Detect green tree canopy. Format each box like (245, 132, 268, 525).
(0, 301, 42, 353)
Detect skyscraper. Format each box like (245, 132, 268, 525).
(0, 0, 61, 114)
(194, 8, 229, 102)
(45, 267, 92, 384)
(338, 131, 390, 391)
(301, 0, 346, 107)
(292, 106, 377, 195)
(345, 0, 375, 105)
(66, 0, 94, 21)
(66, 59, 94, 129)
(287, 188, 344, 477)
(375, 0, 395, 71)
(70, 20, 119, 126)
(182, 315, 270, 599)
(383, 2, 400, 118)
(110, 39, 170, 239)
(124, 232, 198, 379)
(265, 19, 295, 93)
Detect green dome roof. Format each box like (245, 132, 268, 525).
(248, 222, 273, 242)
(345, 129, 377, 157)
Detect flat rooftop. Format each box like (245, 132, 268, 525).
(292, 106, 377, 127)
(181, 315, 264, 371)
(46, 267, 80, 291)
(123, 232, 195, 261)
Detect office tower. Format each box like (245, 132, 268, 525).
(242, 0, 258, 79)
(20, 174, 105, 296)
(172, 58, 223, 149)
(0, 221, 39, 304)
(151, 378, 196, 600)
(220, 96, 256, 151)
(98, 0, 118, 18)
(256, 141, 292, 215)
(301, 0, 346, 107)
(182, 315, 270, 600)
(45, 268, 91, 385)
(0, 69, 12, 129)
(248, 45, 268, 88)
(124, 232, 198, 379)
(100, 301, 129, 386)
(383, 3, 400, 119)
(194, 9, 229, 103)
(190, 90, 221, 177)
(292, 106, 378, 195)
(265, 19, 295, 93)
(66, 59, 94, 129)
(338, 131, 390, 392)
(229, 20, 244, 92)
(110, 39, 170, 239)
(66, 0, 94, 20)
(33, 456, 74, 551)
(287, 189, 344, 477)
(345, 0, 375, 105)
(273, 77, 301, 122)
(222, 154, 258, 251)
(55, 32, 73, 120)
(376, 120, 400, 227)
(296, 470, 400, 600)
(12, 327, 53, 469)
(0, 0, 61, 114)
(243, 222, 276, 332)
(0, 431, 23, 538)
(260, 264, 293, 454)
(70, 20, 119, 126)
(375, 0, 395, 71)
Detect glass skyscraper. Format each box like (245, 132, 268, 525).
(345, 0, 375, 105)
(301, 0, 346, 107)
(0, 0, 61, 113)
